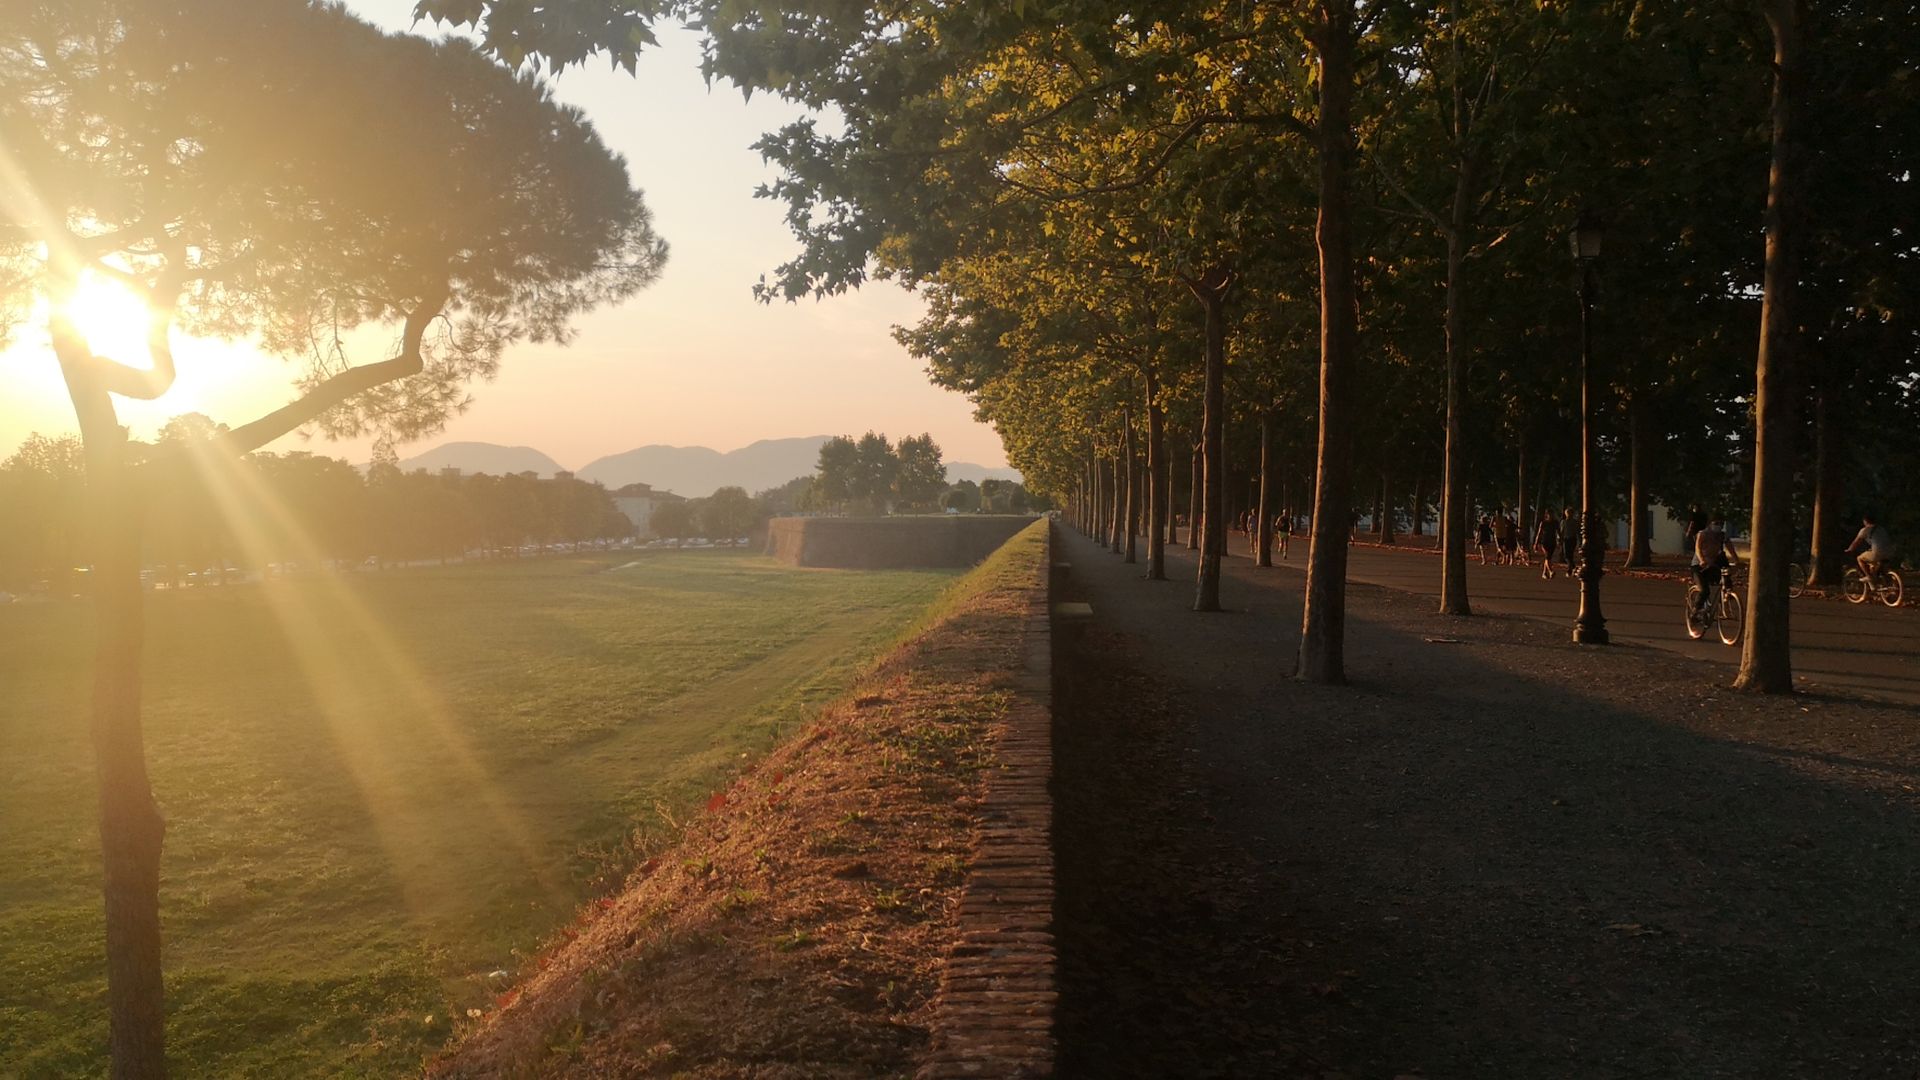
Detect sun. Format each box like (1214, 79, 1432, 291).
(59, 271, 157, 369)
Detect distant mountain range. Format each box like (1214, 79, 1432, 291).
(397, 441, 564, 478)
(399, 436, 1021, 498)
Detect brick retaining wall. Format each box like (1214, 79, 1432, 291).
(766, 516, 1036, 569)
(916, 524, 1057, 1079)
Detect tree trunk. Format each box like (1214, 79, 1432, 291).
(1515, 436, 1528, 546)
(1109, 455, 1123, 554)
(1624, 393, 1653, 566)
(1194, 274, 1231, 611)
(1298, 2, 1358, 683)
(1411, 475, 1425, 537)
(1122, 409, 1139, 563)
(1380, 473, 1396, 544)
(1146, 377, 1168, 580)
(1736, 0, 1804, 694)
(56, 328, 171, 1080)
(1187, 440, 1201, 551)
(1807, 382, 1844, 587)
(1256, 411, 1275, 566)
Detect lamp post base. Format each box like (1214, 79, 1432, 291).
(1572, 623, 1611, 645)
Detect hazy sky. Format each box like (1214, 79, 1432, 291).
(0, 3, 1009, 470)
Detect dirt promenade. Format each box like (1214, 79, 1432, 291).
(1053, 527, 1920, 1079)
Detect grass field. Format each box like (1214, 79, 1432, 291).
(0, 550, 961, 1077)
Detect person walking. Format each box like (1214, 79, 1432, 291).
(1535, 510, 1562, 579)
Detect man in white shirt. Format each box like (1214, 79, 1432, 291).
(1846, 514, 1895, 579)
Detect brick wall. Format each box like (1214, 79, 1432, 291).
(916, 523, 1056, 1078)
(766, 516, 1037, 569)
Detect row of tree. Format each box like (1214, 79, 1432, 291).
(813, 431, 949, 513)
(0, 426, 639, 591)
(512, 0, 1907, 696)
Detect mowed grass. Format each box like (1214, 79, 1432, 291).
(0, 550, 961, 1077)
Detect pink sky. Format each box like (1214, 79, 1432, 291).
(0, 7, 1008, 470)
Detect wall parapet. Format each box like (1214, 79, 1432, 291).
(916, 522, 1056, 1079)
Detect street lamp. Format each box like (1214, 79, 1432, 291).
(1571, 211, 1609, 644)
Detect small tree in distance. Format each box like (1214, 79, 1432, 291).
(893, 433, 947, 510)
(700, 486, 757, 543)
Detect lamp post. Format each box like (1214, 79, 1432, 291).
(1571, 211, 1609, 644)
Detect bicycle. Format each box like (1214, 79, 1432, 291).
(1685, 564, 1744, 646)
(1842, 562, 1905, 607)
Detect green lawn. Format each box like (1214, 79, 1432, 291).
(0, 551, 961, 1077)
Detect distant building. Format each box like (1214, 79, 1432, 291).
(610, 482, 685, 537)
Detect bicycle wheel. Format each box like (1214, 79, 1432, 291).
(1684, 585, 1708, 640)
(1844, 568, 1869, 604)
(1718, 589, 1744, 646)
(1881, 570, 1904, 608)
(1786, 562, 1807, 598)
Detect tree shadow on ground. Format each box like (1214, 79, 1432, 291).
(1052, 527, 1920, 1080)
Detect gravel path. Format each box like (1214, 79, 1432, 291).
(1053, 527, 1920, 1079)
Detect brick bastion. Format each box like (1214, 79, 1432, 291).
(766, 514, 1038, 569)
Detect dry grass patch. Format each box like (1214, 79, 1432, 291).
(431, 525, 1046, 1078)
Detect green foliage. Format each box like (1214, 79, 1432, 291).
(892, 433, 948, 508)
(698, 485, 757, 540)
(1, 0, 666, 446)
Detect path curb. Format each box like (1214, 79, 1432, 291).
(916, 523, 1057, 1079)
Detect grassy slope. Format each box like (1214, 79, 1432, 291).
(0, 551, 959, 1077)
(433, 519, 1050, 1077)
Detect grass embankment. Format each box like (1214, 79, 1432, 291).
(431, 519, 1049, 1078)
(0, 550, 960, 1077)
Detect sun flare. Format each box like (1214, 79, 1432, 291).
(59, 272, 156, 369)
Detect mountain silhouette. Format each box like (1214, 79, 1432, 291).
(397, 441, 564, 477)
(400, 437, 1021, 497)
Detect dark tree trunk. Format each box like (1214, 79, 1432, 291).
(1514, 437, 1528, 546)
(1624, 394, 1653, 566)
(1411, 475, 1426, 536)
(55, 328, 170, 1080)
(1380, 473, 1396, 544)
(1737, 0, 1805, 693)
(1109, 455, 1123, 554)
(1298, 1, 1358, 683)
(1145, 376, 1168, 580)
(1122, 409, 1139, 564)
(1187, 440, 1201, 551)
(1808, 382, 1845, 587)
(1193, 271, 1232, 611)
(1256, 411, 1275, 567)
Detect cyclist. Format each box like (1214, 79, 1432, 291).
(1693, 516, 1739, 615)
(1845, 513, 1895, 581)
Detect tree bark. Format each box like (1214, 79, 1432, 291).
(55, 325, 170, 1080)
(1807, 382, 1844, 587)
(1122, 409, 1139, 563)
(1736, 0, 1805, 693)
(1109, 455, 1123, 554)
(1411, 475, 1426, 536)
(1145, 375, 1168, 580)
(1624, 393, 1653, 566)
(1256, 411, 1275, 566)
(1298, 1, 1358, 683)
(1380, 473, 1396, 544)
(1187, 439, 1202, 551)
(1193, 271, 1232, 611)
(1515, 436, 1528, 546)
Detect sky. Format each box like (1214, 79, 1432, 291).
(0, 3, 1009, 471)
